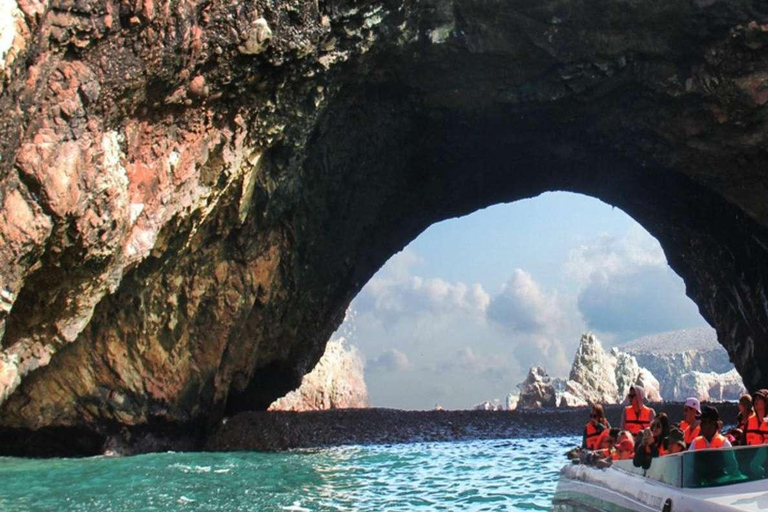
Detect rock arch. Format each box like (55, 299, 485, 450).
(1, 0, 768, 452)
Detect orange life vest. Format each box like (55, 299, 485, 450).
(680, 420, 689, 432)
(684, 423, 701, 445)
(584, 422, 604, 450)
(624, 405, 653, 435)
(690, 433, 728, 450)
(745, 414, 768, 445)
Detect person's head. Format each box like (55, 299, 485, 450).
(590, 404, 607, 426)
(700, 405, 721, 440)
(683, 397, 701, 423)
(668, 427, 686, 453)
(617, 438, 634, 459)
(739, 394, 753, 416)
(600, 428, 619, 450)
(618, 429, 633, 445)
(628, 385, 644, 408)
(650, 413, 670, 441)
(754, 389, 768, 417)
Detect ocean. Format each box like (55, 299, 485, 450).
(0, 435, 579, 511)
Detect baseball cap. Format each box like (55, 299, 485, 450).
(684, 397, 701, 414)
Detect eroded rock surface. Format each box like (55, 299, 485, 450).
(2, 0, 768, 454)
(268, 337, 368, 412)
(517, 366, 557, 409)
(622, 328, 740, 400)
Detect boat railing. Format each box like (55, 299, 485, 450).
(612, 444, 768, 489)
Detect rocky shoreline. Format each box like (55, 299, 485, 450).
(0, 401, 739, 457)
(205, 402, 739, 453)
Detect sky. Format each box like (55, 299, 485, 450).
(333, 192, 709, 410)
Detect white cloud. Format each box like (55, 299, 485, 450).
(487, 269, 562, 333)
(566, 227, 705, 342)
(564, 226, 666, 285)
(485, 269, 579, 376)
(356, 249, 490, 323)
(367, 349, 412, 373)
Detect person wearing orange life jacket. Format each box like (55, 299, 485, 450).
(582, 404, 610, 450)
(621, 385, 656, 436)
(745, 389, 768, 446)
(680, 397, 702, 445)
(689, 405, 732, 451)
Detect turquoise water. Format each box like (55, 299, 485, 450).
(0, 435, 579, 511)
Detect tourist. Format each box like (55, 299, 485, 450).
(666, 427, 686, 454)
(730, 394, 753, 446)
(689, 405, 731, 450)
(583, 404, 610, 450)
(597, 427, 621, 459)
(616, 438, 634, 460)
(745, 389, 768, 445)
(621, 385, 656, 436)
(633, 413, 670, 469)
(680, 397, 701, 445)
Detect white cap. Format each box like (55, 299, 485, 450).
(684, 397, 701, 414)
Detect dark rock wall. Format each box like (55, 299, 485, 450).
(2, 0, 768, 453)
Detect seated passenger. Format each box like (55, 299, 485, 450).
(689, 405, 731, 450)
(622, 385, 656, 436)
(617, 429, 633, 446)
(616, 438, 634, 460)
(598, 427, 620, 459)
(633, 413, 670, 469)
(736, 393, 753, 441)
(745, 389, 768, 446)
(582, 404, 610, 450)
(666, 427, 686, 454)
(680, 397, 701, 445)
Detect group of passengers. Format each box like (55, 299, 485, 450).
(580, 386, 768, 467)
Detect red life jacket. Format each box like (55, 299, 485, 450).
(684, 423, 701, 445)
(624, 405, 653, 435)
(745, 414, 768, 445)
(584, 422, 604, 450)
(691, 433, 727, 450)
(680, 420, 689, 432)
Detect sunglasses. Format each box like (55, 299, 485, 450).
(627, 394, 636, 398)
(651, 423, 661, 429)
(590, 414, 599, 418)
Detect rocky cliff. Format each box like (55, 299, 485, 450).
(559, 333, 661, 406)
(2, 0, 768, 454)
(516, 366, 557, 409)
(621, 328, 745, 400)
(268, 337, 368, 412)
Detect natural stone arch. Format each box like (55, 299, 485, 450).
(1, 0, 768, 453)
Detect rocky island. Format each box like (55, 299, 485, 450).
(2, 0, 768, 455)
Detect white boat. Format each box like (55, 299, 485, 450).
(553, 444, 768, 511)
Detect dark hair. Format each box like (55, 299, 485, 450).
(652, 413, 671, 450)
(737, 394, 753, 426)
(591, 404, 609, 427)
(701, 405, 720, 423)
(608, 427, 621, 441)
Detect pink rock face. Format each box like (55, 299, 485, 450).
(268, 338, 369, 412)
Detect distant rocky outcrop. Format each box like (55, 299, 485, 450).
(567, 333, 620, 404)
(677, 368, 746, 402)
(621, 328, 745, 401)
(557, 333, 661, 407)
(473, 399, 504, 411)
(268, 338, 369, 412)
(516, 366, 557, 409)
